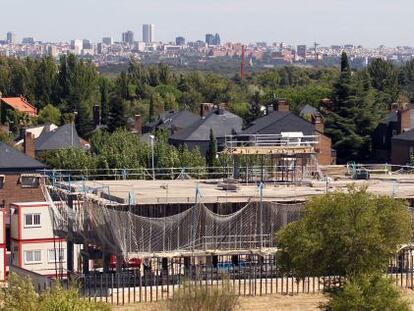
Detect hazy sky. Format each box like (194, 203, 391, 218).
(0, 0, 412, 47)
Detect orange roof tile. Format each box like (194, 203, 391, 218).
(0, 97, 37, 116)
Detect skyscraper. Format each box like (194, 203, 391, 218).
(175, 36, 186, 46)
(297, 45, 307, 59)
(142, 24, 155, 43)
(6, 32, 16, 44)
(205, 34, 214, 45)
(102, 37, 113, 45)
(205, 33, 221, 45)
(70, 39, 83, 55)
(214, 33, 221, 46)
(122, 31, 134, 44)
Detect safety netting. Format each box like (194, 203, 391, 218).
(43, 184, 304, 259)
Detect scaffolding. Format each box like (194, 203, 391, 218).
(224, 133, 321, 183)
(43, 182, 305, 259)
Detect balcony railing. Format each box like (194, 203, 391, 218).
(224, 134, 319, 149)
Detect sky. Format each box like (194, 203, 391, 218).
(0, 0, 412, 47)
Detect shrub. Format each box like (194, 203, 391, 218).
(324, 273, 409, 311)
(167, 280, 239, 311)
(0, 273, 110, 311)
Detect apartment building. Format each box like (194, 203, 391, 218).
(10, 202, 67, 277)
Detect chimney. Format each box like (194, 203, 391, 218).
(93, 105, 101, 128)
(43, 123, 52, 133)
(24, 131, 35, 158)
(275, 99, 289, 112)
(200, 103, 213, 118)
(312, 114, 324, 134)
(397, 106, 411, 134)
(134, 114, 142, 136)
(390, 102, 399, 112)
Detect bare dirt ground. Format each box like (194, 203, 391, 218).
(112, 294, 327, 311)
(112, 290, 414, 311)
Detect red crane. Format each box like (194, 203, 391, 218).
(240, 45, 246, 80)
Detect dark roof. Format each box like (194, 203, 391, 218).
(170, 110, 243, 141)
(145, 110, 200, 132)
(392, 129, 414, 142)
(36, 124, 82, 151)
(380, 111, 398, 125)
(243, 111, 315, 135)
(0, 142, 46, 172)
(300, 104, 319, 116)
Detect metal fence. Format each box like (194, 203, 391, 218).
(75, 250, 414, 306)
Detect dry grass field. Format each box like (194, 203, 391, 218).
(112, 290, 414, 311)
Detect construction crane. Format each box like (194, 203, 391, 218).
(240, 45, 246, 80)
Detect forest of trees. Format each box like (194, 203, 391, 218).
(2, 53, 414, 163)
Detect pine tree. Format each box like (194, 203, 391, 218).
(149, 94, 155, 122)
(325, 52, 385, 162)
(206, 129, 217, 168)
(99, 77, 110, 125)
(108, 94, 127, 132)
(246, 91, 263, 126)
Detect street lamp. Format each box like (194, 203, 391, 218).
(71, 111, 78, 147)
(149, 135, 155, 180)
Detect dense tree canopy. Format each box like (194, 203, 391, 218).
(276, 186, 412, 278)
(0, 53, 413, 163)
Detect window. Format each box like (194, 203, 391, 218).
(24, 213, 41, 228)
(24, 250, 42, 264)
(48, 249, 66, 263)
(20, 175, 39, 188)
(0, 175, 4, 189)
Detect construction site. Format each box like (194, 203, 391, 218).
(41, 133, 414, 305)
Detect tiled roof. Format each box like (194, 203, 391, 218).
(243, 111, 315, 135)
(170, 110, 243, 141)
(0, 142, 46, 172)
(35, 124, 82, 151)
(1, 97, 37, 116)
(392, 129, 414, 142)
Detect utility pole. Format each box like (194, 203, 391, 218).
(240, 45, 246, 80)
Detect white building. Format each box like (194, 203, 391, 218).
(70, 39, 83, 55)
(10, 202, 81, 278)
(143, 24, 155, 43)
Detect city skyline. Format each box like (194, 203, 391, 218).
(0, 0, 413, 47)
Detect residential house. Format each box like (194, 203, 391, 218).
(143, 110, 200, 135)
(242, 100, 334, 165)
(10, 202, 68, 277)
(0, 96, 37, 123)
(391, 129, 414, 165)
(169, 105, 243, 154)
(372, 103, 414, 162)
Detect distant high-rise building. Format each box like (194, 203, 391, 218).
(122, 31, 134, 44)
(82, 39, 92, 50)
(97, 43, 103, 54)
(47, 45, 58, 57)
(22, 37, 35, 44)
(205, 33, 220, 45)
(143, 24, 155, 43)
(6, 32, 16, 44)
(214, 33, 221, 45)
(175, 36, 186, 46)
(205, 34, 214, 45)
(297, 45, 307, 59)
(102, 37, 113, 45)
(70, 39, 83, 55)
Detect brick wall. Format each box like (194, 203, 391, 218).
(0, 174, 45, 208)
(315, 134, 333, 165)
(391, 141, 414, 165)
